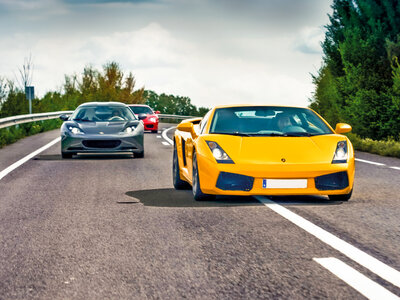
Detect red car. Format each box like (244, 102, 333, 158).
(128, 104, 160, 133)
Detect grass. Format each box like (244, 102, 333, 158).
(0, 119, 62, 149)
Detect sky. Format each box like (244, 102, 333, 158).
(0, 0, 333, 108)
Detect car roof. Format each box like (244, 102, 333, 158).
(78, 102, 128, 107)
(127, 104, 150, 107)
(212, 104, 309, 110)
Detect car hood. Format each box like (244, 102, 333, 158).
(207, 134, 348, 164)
(67, 121, 137, 134)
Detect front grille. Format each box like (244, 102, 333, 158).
(315, 171, 349, 190)
(216, 172, 254, 191)
(146, 124, 154, 128)
(82, 140, 121, 149)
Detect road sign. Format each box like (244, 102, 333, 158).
(25, 86, 34, 114)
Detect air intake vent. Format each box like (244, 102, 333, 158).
(83, 140, 121, 148)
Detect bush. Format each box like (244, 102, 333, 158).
(347, 132, 400, 158)
(0, 119, 62, 149)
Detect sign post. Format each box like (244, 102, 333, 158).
(25, 86, 34, 114)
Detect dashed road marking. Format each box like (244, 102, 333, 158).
(314, 257, 400, 300)
(255, 196, 400, 289)
(162, 141, 170, 146)
(390, 166, 400, 171)
(0, 137, 61, 181)
(157, 135, 161, 138)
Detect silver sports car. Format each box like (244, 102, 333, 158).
(60, 102, 145, 158)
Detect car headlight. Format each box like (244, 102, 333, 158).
(149, 117, 157, 123)
(332, 141, 348, 163)
(206, 141, 234, 164)
(68, 126, 83, 134)
(124, 126, 136, 133)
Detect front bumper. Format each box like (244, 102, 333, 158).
(61, 132, 144, 154)
(143, 120, 159, 131)
(196, 153, 355, 196)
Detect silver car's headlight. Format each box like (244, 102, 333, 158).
(124, 126, 136, 133)
(206, 141, 234, 164)
(332, 141, 348, 163)
(68, 126, 83, 134)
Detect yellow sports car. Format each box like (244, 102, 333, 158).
(173, 105, 355, 201)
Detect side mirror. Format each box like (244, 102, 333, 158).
(177, 121, 198, 137)
(138, 113, 147, 120)
(59, 114, 69, 121)
(177, 122, 193, 132)
(155, 111, 160, 114)
(335, 123, 352, 134)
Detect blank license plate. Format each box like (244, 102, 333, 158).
(263, 179, 307, 189)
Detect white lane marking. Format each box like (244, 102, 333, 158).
(162, 141, 170, 146)
(355, 158, 386, 166)
(314, 258, 400, 300)
(156, 135, 161, 138)
(161, 126, 175, 145)
(0, 137, 61, 181)
(389, 166, 400, 171)
(255, 196, 400, 289)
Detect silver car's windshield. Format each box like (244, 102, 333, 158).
(72, 106, 137, 122)
(209, 106, 333, 136)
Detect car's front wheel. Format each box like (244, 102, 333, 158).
(192, 151, 215, 201)
(61, 152, 73, 159)
(328, 189, 352, 201)
(173, 143, 190, 190)
(135, 151, 144, 158)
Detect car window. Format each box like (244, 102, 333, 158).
(209, 106, 333, 136)
(72, 106, 137, 122)
(200, 110, 212, 134)
(129, 106, 153, 114)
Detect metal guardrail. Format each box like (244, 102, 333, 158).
(0, 111, 74, 129)
(0, 112, 197, 129)
(157, 114, 197, 120)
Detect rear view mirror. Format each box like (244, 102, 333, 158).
(335, 123, 352, 134)
(138, 113, 147, 120)
(155, 111, 160, 114)
(59, 114, 69, 121)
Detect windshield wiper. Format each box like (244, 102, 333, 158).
(212, 132, 252, 137)
(283, 132, 315, 137)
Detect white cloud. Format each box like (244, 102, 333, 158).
(0, 21, 324, 108)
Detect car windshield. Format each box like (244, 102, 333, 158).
(129, 106, 153, 114)
(209, 106, 333, 136)
(72, 105, 137, 122)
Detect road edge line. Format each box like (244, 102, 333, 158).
(0, 137, 61, 181)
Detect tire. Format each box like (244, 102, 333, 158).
(192, 151, 215, 201)
(61, 152, 73, 159)
(135, 151, 144, 158)
(152, 130, 158, 133)
(328, 189, 353, 201)
(173, 143, 190, 190)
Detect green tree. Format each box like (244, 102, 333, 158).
(310, 0, 400, 140)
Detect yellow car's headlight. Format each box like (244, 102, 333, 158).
(332, 141, 348, 163)
(206, 141, 234, 164)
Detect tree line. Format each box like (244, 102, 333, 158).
(0, 61, 208, 119)
(310, 0, 400, 141)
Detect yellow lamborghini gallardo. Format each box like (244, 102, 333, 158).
(173, 105, 355, 201)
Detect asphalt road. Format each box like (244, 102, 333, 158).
(0, 123, 399, 299)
